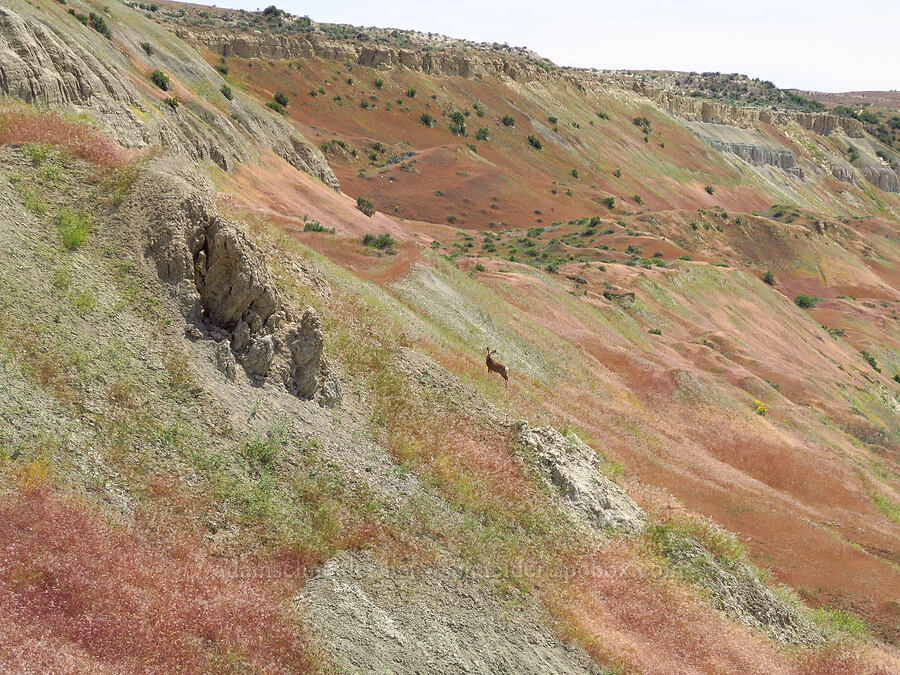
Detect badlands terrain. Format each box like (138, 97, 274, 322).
(0, 0, 899, 672)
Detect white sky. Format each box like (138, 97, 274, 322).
(209, 0, 900, 92)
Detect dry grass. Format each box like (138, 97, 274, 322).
(0, 106, 134, 169)
(0, 480, 323, 674)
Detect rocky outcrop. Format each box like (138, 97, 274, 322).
(0, 6, 337, 187)
(173, 27, 553, 83)
(699, 136, 802, 176)
(860, 165, 900, 192)
(651, 526, 821, 645)
(129, 160, 340, 404)
(620, 79, 867, 138)
(831, 163, 856, 183)
(516, 424, 645, 533)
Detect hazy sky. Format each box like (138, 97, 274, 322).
(211, 1, 899, 92)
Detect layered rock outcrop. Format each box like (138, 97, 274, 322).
(128, 160, 340, 405)
(516, 423, 645, 533)
(0, 5, 337, 187)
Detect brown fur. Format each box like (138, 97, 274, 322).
(485, 348, 508, 383)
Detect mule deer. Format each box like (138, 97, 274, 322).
(485, 348, 508, 384)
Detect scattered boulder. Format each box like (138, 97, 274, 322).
(516, 423, 645, 533)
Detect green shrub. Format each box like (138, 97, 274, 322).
(570, 168, 579, 179)
(163, 97, 179, 110)
(303, 220, 334, 233)
(762, 271, 775, 285)
(860, 351, 881, 373)
(360, 100, 370, 109)
(466, 143, 477, 153)
(374, 78, 384, 89)
(893, 374, 900, 384)
(420, 112, 435, 127)
(474, 263, 486, 272)
(56, 208, 92, 250)
(405, 88, 416, 98)
(475, 127, 489, 141)
(89, 12, 111, 38)
(632, 116, 651, 133)
(501, 115, 515, 127)
(612, 168, 621, 178)
(596, 110, 610, 120)
(704, 185, 715, 195)
(215, 63, 229, 76)
(150, 70, 169, 91)
(527, 135, 542, 150)
(266, 101, 286, 115)
(633, 193, 643, 205)
(602, 196, 615, 209)
(273, 92, 289, 106)
(140, 41, 153, 55)
(678, 254, 691, 261)
(356, 196, 375, 217)
(361, 233, 394, 250)
(548, 115, 558, 124)
(648, 328, 662, 335)
(449, 111, 466, 136)
(793, 294, 820, 308)
(220, 84, 233, 100)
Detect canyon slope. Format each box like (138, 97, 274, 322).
(1, 1, 899, 672)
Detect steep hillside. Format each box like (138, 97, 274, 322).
(1, 0, 899, 673)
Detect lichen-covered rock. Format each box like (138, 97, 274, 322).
(516, 423, 645, 533)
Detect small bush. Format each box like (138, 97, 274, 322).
(57, 208, 92, 250)
(527, 135, 542, 150)
(466, 143, 477, 153)
(893, 374, 900, 384)
(860, 351, 881, 373)
(501, 115, 515, 127)
(360, 100, 370, 109)
(150, 70, 169, 91)
(449, 111, 466, 136)
(374, 78, 384, 89)
(678, 254, 691, 261)
(474, 263, 486, 272)
(633, 193, 643, 205)
(704, 185, 715, 195)
(419, 112, 435, 127)
(405, 88, 416, 98)
(633, 116, 651, 134)
(361, 232, 394, 250)
(215, 63, 229, 76)
(265, 101, 286, 115)
(303, 220, 334, 233)
(602, 196, 615, 209)
(548, 115, 558, 124)
(762, 271, 776, 285)
(140, 41, 153, 55)
(163, 97, 179, 110)
(89, 12, 111, 38)
(475, 127, 489, 141)
(648, 328, 662, 335)
(273, 92, 289, 107)
(356, 196, 375, 217)
(793, 294, 820, 308)
(570, 168, 579, 179)
(220, 84, 233, 100)
(753, 399, 768, 416)
(596, 110, 610, 120)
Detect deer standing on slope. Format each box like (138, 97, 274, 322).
(485, 348, 508, 385)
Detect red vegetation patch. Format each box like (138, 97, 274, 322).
(0, 107, 134, 168)
(0, 485, 319, 673)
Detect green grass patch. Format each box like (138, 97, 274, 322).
(56, 208, 92, 249)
